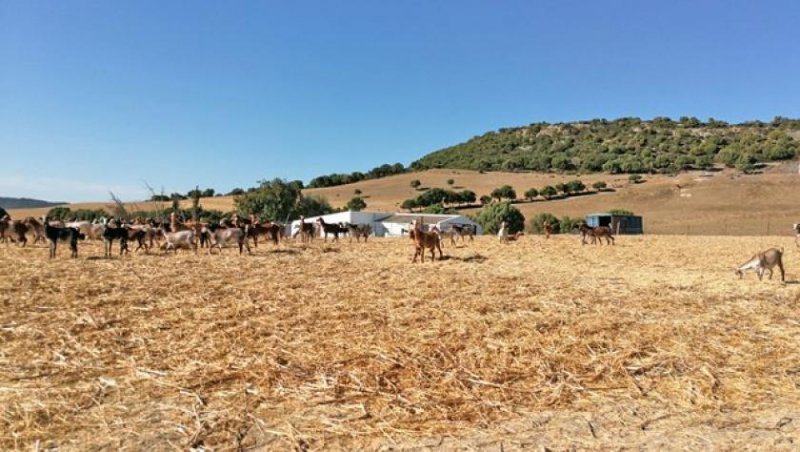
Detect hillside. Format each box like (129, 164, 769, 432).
(7, 163, 799, 235)
(0, 196, 64, 210)
(411, 117, 800, 174)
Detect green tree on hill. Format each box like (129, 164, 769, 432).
(45, 206, 71, 221)
(530, 213, 561, 234)
(235, 178, 323, 222)
(566, 180, 586, 193)
(540, 185, 558, 199)
(524, 188, 539, 200)
(458, 190, 477, 205)
(297, 195, 334, 217)
(345, 196, 367, 211)
(400, 199, 418, 211)
(491, 185, 516, 202)
(472, 202, 525, 234)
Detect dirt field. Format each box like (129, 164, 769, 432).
(7, 163, 800, 236)
(2, 234, 799, 450)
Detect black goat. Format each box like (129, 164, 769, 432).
(43, 216, 84, 258)
(102, 225, 129, 257)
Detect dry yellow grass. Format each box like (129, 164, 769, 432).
(2, 235, 799, 449)
(8, 164, 800, 236)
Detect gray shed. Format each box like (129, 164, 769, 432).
(585, 213, 643, 234)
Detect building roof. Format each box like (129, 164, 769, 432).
(380, 213, 469, 224)
(291, 210, 392, 223)
(586, 212, 642, 218)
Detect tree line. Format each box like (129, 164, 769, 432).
(307, 163, 407, 188)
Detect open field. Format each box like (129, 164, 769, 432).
(7, 163, 800, 236)
(2, 235, 800, 449)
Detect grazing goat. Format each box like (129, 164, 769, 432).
(125, 224, 155, 253)
(497, 221, 524, 243)
(577, 223, 615, 245)
(293, 216, 315, 243)
(497, 221, 508, 241)
(543, 221, 553, 239)
(64, 220, 104, 240)
(343, 222, 372, 243)
(316, 217, 346, 242)
(102, 223, 129, 257)
(438, 228, 458, 247)
(592, 226, 615, 245)
(0, 215, 8, 243)
(248, 221, 283, 247)
(23, 217, 46, 245)
(161, 230, 197, 253)
(505, 232, 524, 241)
(7, 218, 30, 246)
(450, 224, 475, 242)
(43, 216, 84, 258)
(794, 224, 800, 248)
(133, 222, 163, 250)
(206, 224, 251, 255)
(410, 220, 443, 263)
(736, 247, 785, 282)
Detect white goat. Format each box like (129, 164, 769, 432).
(206, 226, 251, 255)
(794, 224, 799, 248)
(497, 221, 508, 241)
(161, 230, 197, 253)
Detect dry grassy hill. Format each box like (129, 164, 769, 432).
(7, 162, 800, 235)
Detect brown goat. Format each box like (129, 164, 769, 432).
(248, 221, 283, 247)
(736, 247, 785, 282)
(577, 223, 615, 245)
(23, 217, 46, 245)
(543, 221, 553, 239)
(293, 216, 315, 243)
(410, 220, 443, 263)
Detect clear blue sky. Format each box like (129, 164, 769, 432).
(2, 1, 799, 202)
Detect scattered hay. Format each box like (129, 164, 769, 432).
(1, 235, 799, 449)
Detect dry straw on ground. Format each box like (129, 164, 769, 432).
(1, 235, 799, 450)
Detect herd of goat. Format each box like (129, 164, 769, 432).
(0, 213, 374, 258)
(1, 213, 797, 281)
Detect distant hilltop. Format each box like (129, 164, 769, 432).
(306, 116, 800, 190)
(0, 197, 65, 210)
(410, 116, 800, 174)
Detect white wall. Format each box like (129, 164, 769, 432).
(286, 212, 481, 238)
(380, 222, 410, 237)
(289, 211, 390, 238)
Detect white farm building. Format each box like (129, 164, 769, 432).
(288, 211, 482, 238)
